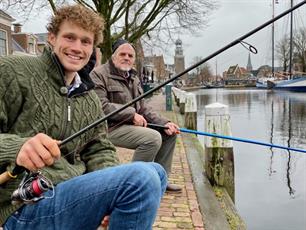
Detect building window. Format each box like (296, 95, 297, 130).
(0, 30, 7, 56)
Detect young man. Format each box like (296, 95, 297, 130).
(90, 39, 182, 192)
(0, 5, 166, 230)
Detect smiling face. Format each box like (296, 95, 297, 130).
(48, 21, 94, 82)
(112, 43, 136, 72)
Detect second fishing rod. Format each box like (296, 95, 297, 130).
(1, 0, 305, 184)
(147, 124, 306, 154)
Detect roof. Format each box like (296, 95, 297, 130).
(227, 64, 238, 74)
(0, 9, 15, 21)
(144, 55, 165, 66)
(35, 33, 48, 44)
(239, 67, 248, 74)
(12, 38, 26, 53)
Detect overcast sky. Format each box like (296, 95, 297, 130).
(174, 0, 306, 75)
(8, 0, 306, 75)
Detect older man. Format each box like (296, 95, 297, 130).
(90, 39, 182, 192)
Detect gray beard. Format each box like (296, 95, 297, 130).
(119, 66, 132, 72)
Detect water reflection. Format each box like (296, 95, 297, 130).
(268, 101, 276, 177)
(195, 88, 306, 230)
(267, 97, 295, 196)
(285, 98, 295, 197)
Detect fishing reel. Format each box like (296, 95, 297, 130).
(11, 171, 54, 205)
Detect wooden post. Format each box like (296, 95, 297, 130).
(172, 87, 180, 106)
(179, 91, 186, 115)
(184, 93, 197, 130)
(204, 102, 235, 202)
(175, 88, 181, 106)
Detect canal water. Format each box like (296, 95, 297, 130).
(194, 88, 306, 230)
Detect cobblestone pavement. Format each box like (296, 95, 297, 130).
(116, 93, 205, 230)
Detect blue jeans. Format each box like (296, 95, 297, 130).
(4, 162, 167, 230)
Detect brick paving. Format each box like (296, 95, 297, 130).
(116, 93, 205, 230)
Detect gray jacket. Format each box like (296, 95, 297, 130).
(90, 60, 169, 130)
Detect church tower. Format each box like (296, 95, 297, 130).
(174, 39, 187, 81)
(246, 53, 253, 71)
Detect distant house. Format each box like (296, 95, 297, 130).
(165, 64, 175, 80)
(0, 9, 15, 56)
(225, 64, 243, 79)
(12, 23, 39, 56)
(12, 38, 27, 54)
(257, 65, 288, 80)
(144, 55, 167, 83)
(223, 64, 256, 86)
(35, 33, 48, 54)
(225, 64, 251, 80)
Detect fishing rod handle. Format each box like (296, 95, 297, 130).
(0, 165, 26, 185)
(0, 171, 14, 184)
(0, 138, 62, 185)
(147, 123, 169, 129)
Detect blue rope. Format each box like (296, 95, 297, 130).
(179, 128, 306, 154)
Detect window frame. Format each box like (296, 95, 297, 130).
(0, 29, 8, 56)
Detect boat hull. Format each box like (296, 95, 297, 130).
(256, 76, 306, 92)
(256, 77, 276, 89)
(256, 82, 268, 89)
(271, 77, 306, 92)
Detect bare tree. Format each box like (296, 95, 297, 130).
(200, 62, 213, 83)
(0, 0, 56, 20)
(191, 56, 212, 84)
(2, 0, 217, 62)
(293, 28, 306, 73)
(192, 56, 203, 75)
(276, 36, 290, 73)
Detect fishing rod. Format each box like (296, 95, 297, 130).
(0, 1, 305, 185)
(147, 123, 306, 154)
(58, 1, 306, 146)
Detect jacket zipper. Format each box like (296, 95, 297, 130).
(60, 92, 88, 141)
(67, 101, 71, 122)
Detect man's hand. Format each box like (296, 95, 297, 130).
(164, 122, 180, 136)
(16, 133, 61, 171)
(133, 113, 147, 127)
(101, 215, 109, 228)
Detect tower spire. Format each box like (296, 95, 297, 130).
(174, 38, 187, 81)
(246, 53, 253, 71)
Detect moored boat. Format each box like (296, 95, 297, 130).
(256, 77, 276, 89)
(266, 76, 306, 92)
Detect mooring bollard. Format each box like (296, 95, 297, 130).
(204, 102, 235, 202)
(184, 93, 197, 130)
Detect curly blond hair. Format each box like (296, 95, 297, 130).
(47, 4, 104, 46)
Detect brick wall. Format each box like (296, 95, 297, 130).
(12, 33, 28, 51)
